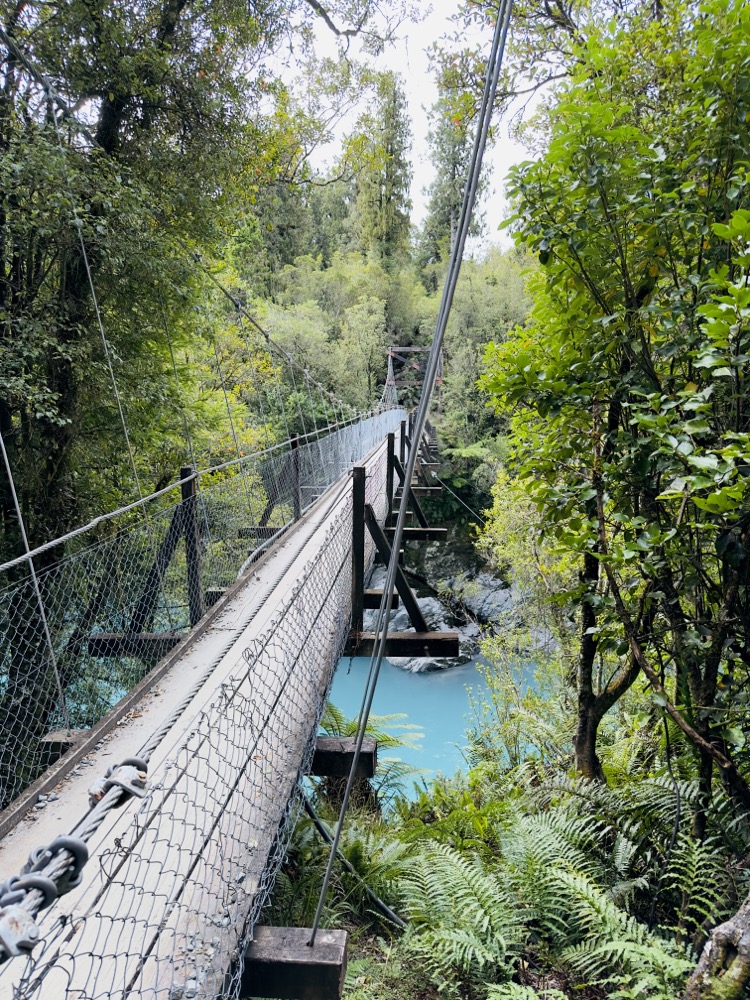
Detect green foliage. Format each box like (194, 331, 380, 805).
(417, 81, 489, 273)
(556, 868, 692, 997)
(345, 942, 437, 999)
(351, 72, 412, 265)
(435, 249, 532, 501)
(478, 0, 750, 793)
(400, 842, 523, 994)
(487, 987, 566, 1000)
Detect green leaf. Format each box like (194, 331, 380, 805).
(687, 454, 719, 470)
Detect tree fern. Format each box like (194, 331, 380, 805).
(663, 833, 730, 943)
(553, 869, 692, 996)
(399, 842, 524, 992)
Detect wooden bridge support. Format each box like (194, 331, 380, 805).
(291, 434, 302, 522)
(311, 736, 377, 778)
(87, 438, 314, 663)
(87, 466, 205, 659)
(181, 466, 205, 627)
(0, 423, 406, 998)
(386, 432, 395, 521)
(346, 440, 458, 660)
(237, 435, 303, 546)
(241, 927, 348, 1000)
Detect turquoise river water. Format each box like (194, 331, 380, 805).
(327, 655, 491, 791)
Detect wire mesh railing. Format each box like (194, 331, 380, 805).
(0, 408, 405, 814)
(0, 412, 393, 999)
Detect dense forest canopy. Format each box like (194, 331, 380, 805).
(1, 0, 750, 996)
(0, 0, 424, 554)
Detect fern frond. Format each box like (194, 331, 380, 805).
(399, 842, 524, 988)
(550, 868, 692, 996)
(486, 985, 567, 999)
(664, 833, 730, 937)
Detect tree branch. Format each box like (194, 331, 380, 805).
(302, 0, 368, 39)
(594, 484, 736, 773)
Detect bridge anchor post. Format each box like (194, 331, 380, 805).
(346, 461, 459, 660)
(291, 435, 302, 521)
(240, 926, 348, 1000)
(386, 432, 395, 520)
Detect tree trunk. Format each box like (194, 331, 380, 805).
(573, 699, 605, 781)
(573, 547, 603, 779)
(682, 892, 750, 1000)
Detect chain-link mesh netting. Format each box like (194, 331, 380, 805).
(0, 409, 404, 813)
(0, 413, 393, 999)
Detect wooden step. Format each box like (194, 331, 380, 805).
(310, 737, 377, 778)
(345, 631, 459, 658)
(385, 527, 447, 542)
(395, 486, 442, 497)
(205, 587, 226, 608)
(87, 633, 186, 659)
(363, 589, 399, 609)
(240, 926, 348, 1000)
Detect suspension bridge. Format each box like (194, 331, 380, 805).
(0, 0, 511, 991)
(0, 388, 457, 1000)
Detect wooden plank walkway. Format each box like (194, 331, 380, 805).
(0, 439, 388, 1000)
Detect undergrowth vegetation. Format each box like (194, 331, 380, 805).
(268, 695, 750, 999)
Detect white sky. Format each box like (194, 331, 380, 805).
(377, 0, 527, 240)
(306, 0, 532, 248)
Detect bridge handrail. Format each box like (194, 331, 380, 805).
(0, 407, 406, 814)
(0, 404, 391, 576)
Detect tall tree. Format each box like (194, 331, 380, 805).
(0, 0, 415, 554)
(481, 0, 750, 802)
(417, 84, 488, 274)
(352, 71, 412, 264)
(479, 5, 750, 990)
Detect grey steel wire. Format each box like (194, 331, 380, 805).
(0, 411, 401, 968)
(433, 473, 487, 525)
(309, 0, 515, 943)
(0, 429, 71, 734)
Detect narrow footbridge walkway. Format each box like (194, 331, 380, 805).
(0, 405, 452, 999)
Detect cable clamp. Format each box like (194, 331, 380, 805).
(88, 756, 148, 807)
(0, 904, 40, 961)
(23, 837, 89, 896)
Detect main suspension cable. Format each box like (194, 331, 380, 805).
(309, 0, 514, 943)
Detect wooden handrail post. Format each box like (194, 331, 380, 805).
(181, 466, 205, 627)
(351, 466, 366, 636)
(291, 436, 302, 521)
(399, 420, 406, 466)
(386, 433, 395, 520)
(130, 505, 184, 635)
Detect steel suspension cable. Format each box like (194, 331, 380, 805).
(160, 297, 221, 588)
(237, 307, 274, 450)
(433, 473, 486, 526)
(0, 429, 72, 733)
(286, 354, 309, 438)
(0, 408, 385, 576)
(212, 338, 254, 514)
(309, 0, 514, 943)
